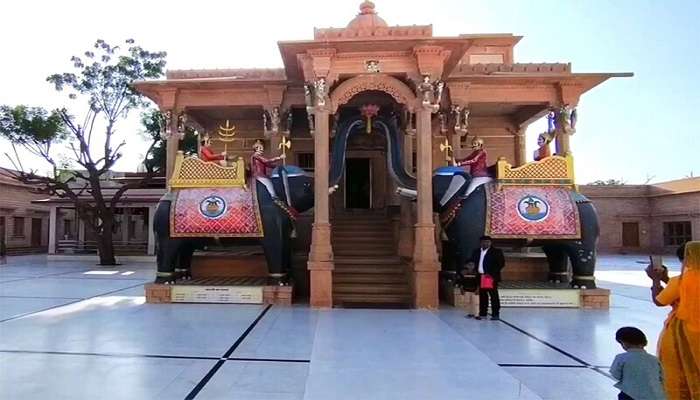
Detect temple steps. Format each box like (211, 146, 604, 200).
(333, 273, 407, 284)
(335, 256, 403, 265)
(331, 212, 411, 308)
(331, 293, 412, 308)
(334, 248, 396, 257)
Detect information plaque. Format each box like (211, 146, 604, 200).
(500, 288, 580, 308)
(171, 285, 263, 304)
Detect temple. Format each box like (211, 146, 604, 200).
(134, 1, 630, 308)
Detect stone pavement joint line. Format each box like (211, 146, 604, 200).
(184, 304, 273, 400)
(0, 281, 147, 323)
(499, 318, 615, 381)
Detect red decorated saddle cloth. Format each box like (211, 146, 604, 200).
(485, 185, 581, 239)
(171, 188, 264, 237)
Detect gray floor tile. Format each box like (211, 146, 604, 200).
(0, 277, 149, 299)
(0, 297, 78, 321)
(0, 301, 265, 357)
(233, 306, 318, 360)
(504, 367, 619, 400)
(0, 352, 215, 400)
(303, 310, 541, 400)
(197, 361, 309, 400)
(438, 308, 577, 365)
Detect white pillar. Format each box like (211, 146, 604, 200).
(48, 206, 57, 254)
(78, 218, 85, 250)
(121, 207, 130, 245)
(147, 205, 156, 256)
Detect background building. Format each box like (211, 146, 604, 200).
(34, 171, 164, 257)
(0, 168, 49, 254)
(581, 177, 700, 254)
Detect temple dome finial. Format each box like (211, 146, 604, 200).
(359, 1, 376, 14)
(347, 1, 388, 29)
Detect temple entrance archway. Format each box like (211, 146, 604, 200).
(345, 158, 371, 209)
(329, 89, 414, 215)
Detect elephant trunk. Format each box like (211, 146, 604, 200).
(396, 187, 417, 199)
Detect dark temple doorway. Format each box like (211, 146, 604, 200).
(345, 158, 371, 209)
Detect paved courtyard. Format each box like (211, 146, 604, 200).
(0, 254, 680, 399)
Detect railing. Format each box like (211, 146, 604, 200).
(495, 153, 576, 189)
(57, 240, 147, 255)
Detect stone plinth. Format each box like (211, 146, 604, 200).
(581, 288, 611, 309)
(502, 253, 550, 281)
(145, 279, 295, 306)
(453, 288, 480, 315)
(191, 253, 268, 278)
(263, 285, 294, 306)
(145, 283, 172, 304)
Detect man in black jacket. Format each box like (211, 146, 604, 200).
(471, 236, 505, 320)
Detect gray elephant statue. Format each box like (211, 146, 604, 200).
(432, 166, 599, 288)
(153, 165, 313, 284)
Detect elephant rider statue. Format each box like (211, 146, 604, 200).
(455, 137, 493, 197)
(199, 134, 227, 166)
(251, 139, 285, 198)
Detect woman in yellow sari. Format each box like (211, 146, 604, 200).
(650, 241, 700, 399)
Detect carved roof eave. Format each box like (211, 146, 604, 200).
(446, 72, 633, 93)
(278, 36, 475, 81)
(133, 78, 289, 99)
(132, 78, 292, 110)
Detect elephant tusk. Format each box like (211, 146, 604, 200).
(396, 187, 417, 199)
(328, 185, 339, 194)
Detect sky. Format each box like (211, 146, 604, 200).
(0, 0, 698, 184)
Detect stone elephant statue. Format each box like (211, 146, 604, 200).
(153, 166, 314, 284)
(432, 167, 599, 288)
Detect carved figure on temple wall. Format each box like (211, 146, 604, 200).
(176, 112, 187, 139)
(434, 80, 445, 105)
(270, 107, 280, 133)
(263, 107, 281, 135)
(439, 112, 448, 134)
(419, 75, 434, 106)
(162, 110, 172, 137)
(452, 105, 470, 135)
(365, 60, 380, 73)
(304, 83, 314, 110)
(284, 110, 293, 135)
(314, 78, 327, 107)
(263, 110, 270, 133)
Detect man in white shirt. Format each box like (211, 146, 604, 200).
(470, 236, 505, 320)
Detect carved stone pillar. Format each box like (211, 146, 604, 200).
(412, 106, 440, 309)
(308, 108, 334, 308)
(555, 83, 581, 156)
(514, 127, 527, 166)
(403, 133, 414, 173)
(555, 131, 571, 156)
(165, 110, 180, 187)
(48, 206, 57, 255)
(147, 205, 156, 256)
(398, 131, 415, 258)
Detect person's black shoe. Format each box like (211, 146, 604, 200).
(475, 315, 486, 320)
(490, 316, 500, 321)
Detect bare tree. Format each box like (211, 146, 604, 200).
(0, 39, 166, 265)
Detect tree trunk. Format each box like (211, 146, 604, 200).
(95, 217, 117, 265)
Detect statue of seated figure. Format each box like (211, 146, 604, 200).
(199, 134, 227, 166)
